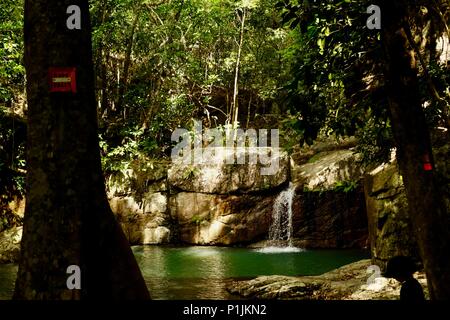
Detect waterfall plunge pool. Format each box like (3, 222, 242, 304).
(0, 245, 368, 300)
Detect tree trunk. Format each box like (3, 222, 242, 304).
(379, 0, 450, 300)
(94, 0, 110, 121)
(231, 7, 246, 129)
(116, 7, 141, 114)
(14, 0, 150, 300)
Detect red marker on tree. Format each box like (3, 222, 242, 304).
(422, 154, 433, 171)
(48, 67, 77, 93)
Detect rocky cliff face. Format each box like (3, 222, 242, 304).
(291, 149, 364, 190)
(107, 161, 172, 245)
(106, 149, 291, 246)
(292, 186, 368, 249)
(1, 139, 445, 265)
(168, 147, 289, 194)
(364, 161, 420, 270)
(0, 143, 371, 255)
(290, 149, 368, 249)
(169, 148, 289, 245)
(105, 145, 369, 248)
(169, 192, 277, 245)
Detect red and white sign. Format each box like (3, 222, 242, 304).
(422, 154, 433, 171)
(48, 67, 77, 93)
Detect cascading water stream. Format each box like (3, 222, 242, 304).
(256, 182, 303, 253)
(269, 182, 295, 247)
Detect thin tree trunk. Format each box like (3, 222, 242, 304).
(95, 0, 109, 120)
(246, 94, 252, 129)
(116, 7, 141, 114)
(231, 8, 246, 130)
(379, 0, 450, 300)
(14, 0, 150, 300)
(100, 50, 109, 119)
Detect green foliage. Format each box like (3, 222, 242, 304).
(0, 107, 26, 203)
(1, 0, 449, 188)
(182, 166, 199, 181)
(0, 108, 25, 231)
(191, 215, 204, 226)
(0, 0, 26, 230)
(280, 113, 312, 152)
(277, 0, 449, 165)
(0, 0, 25, 103)
(306, 152, 324, 164)
(278, 0, 383, 148)
(99, 125, 160, 173)
(354, 116, 394, 165)
(333, 180, 359, 193)
(91, 0, 290, 163)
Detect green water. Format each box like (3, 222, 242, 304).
(132, 246, 369, 299)
(0, 246, 369, 300)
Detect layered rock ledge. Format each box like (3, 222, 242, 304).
(227, 259, 429, 300)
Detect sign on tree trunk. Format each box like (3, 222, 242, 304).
(14, 0, 150, 300)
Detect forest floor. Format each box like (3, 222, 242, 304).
(227, 259, 429, 300)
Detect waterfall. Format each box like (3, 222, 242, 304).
(269, 182, 295, 247)
(255, 182, 303, 253)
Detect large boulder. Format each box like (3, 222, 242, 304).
(106, 161, 168, 198)
(227, 259, 429, 300)
(107, 161, 172, 245)
(109, 191, 171, 245)
(169, 191, 278, 245)
(364, 161, 420, 270)
(291, 149, 364, 190)
(107, 151, 289, 246)
(168, 147, 289, 194)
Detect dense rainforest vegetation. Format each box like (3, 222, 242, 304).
(0, 0, 449, 299)
(2, 0, 449, 177)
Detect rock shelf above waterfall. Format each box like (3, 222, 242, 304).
(291, 149, 364, 190)
(168, 147, 290, 194)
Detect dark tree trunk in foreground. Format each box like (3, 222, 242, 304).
(379, 0, 450, 300)
(14, 0, 150, 299)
